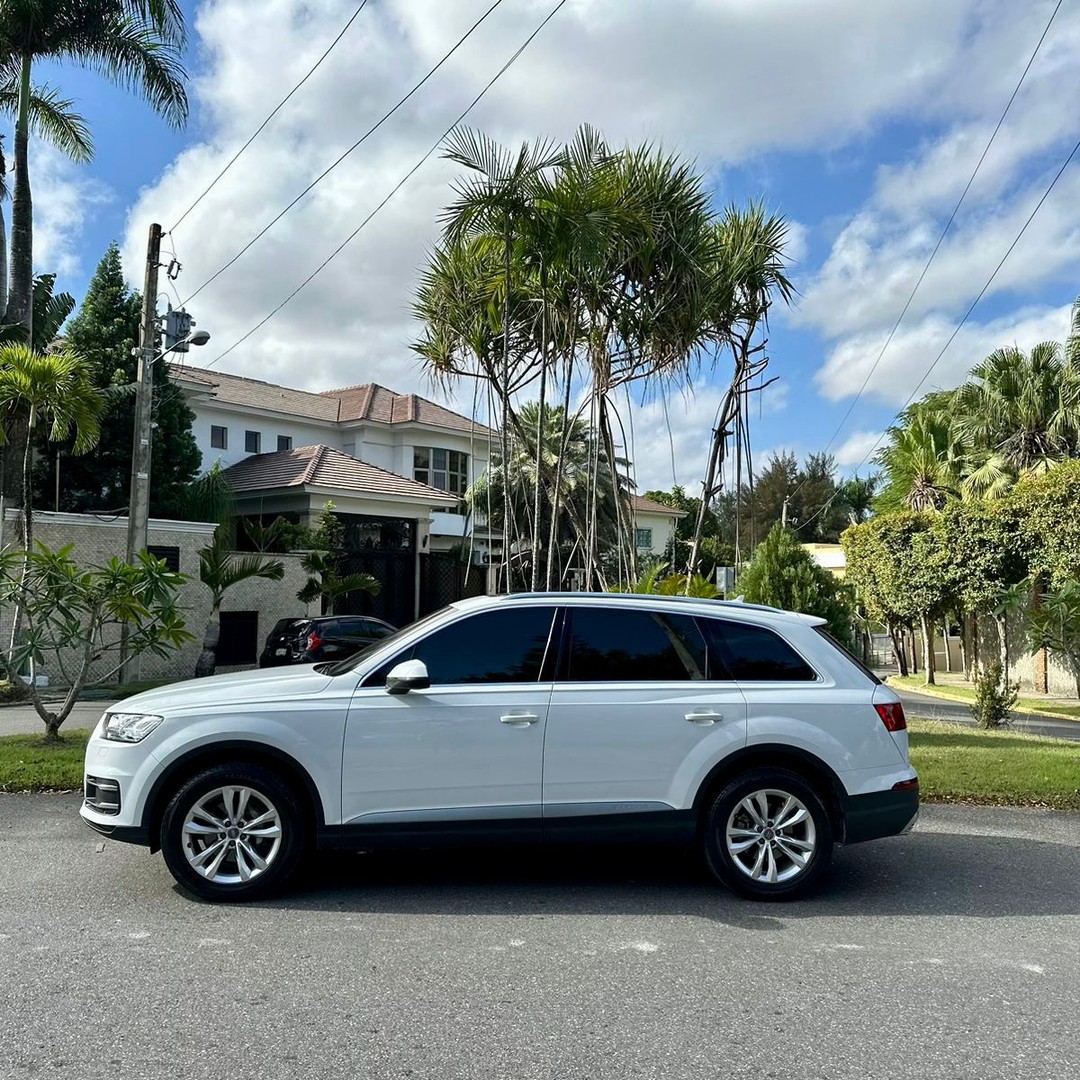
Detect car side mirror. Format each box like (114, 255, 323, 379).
(386, 659, 430, 695)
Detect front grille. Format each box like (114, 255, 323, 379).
(85, 776, 121, 816)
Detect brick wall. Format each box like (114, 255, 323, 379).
(1, 511, 314, 686)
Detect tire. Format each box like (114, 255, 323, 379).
(160, 764, 307, 902)
(702, 768, 833, 901)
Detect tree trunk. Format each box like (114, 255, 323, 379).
(195, 599, 221, 678)
(7, 404, 35, 659)
(957, 612, 969, 680)
(942, 623, 952, 673)
(920, 614, 936, 686)
(7, 53, 33, 339)
(908, 626, 918, 674)
(0, 200, 8, 318)
(995, 614, 1009, 682)
(890, 624, 908, 677)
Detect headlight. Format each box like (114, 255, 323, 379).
(102, 712, 164, 743)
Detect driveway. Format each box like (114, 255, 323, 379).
(1, 796, 1077, 1079)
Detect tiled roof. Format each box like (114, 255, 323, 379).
(178, 366, 492, 435)
(631, 494, 687, 517)
(323, 382, 495, 436)
(222, 445, 459, 504)
(179, 367, 339, 421)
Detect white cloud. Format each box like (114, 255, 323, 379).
(29, 144, 109, 280)
(833, 429, 883, 468)
(123, 0, 991, 402)
(815, 303, 1074, 405)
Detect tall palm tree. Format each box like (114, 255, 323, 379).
(952, 341, 1080, 494)
(0, 0, 188, 339)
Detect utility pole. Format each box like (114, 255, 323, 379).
(120, 224, 162, 683)
(781, 497, 789, 528)
(125, 222, 163, 566)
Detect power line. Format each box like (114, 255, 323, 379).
(796, 131, 1080, 534)
(169, 1, 372, 235)
(200, 0, 570, 372)
(181, 0, 507, 306)
(789, 0, 1064, 500)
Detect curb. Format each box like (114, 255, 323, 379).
(884, 676, 1080, 724)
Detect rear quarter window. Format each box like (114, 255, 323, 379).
(701, 618, 818, 682)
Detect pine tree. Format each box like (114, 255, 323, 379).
(43, 243, 200, 517)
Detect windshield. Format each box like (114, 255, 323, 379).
(315, 609, 448, 676)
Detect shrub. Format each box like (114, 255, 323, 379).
(0, 679, 28, 703)
(970, 661, 1018, 729)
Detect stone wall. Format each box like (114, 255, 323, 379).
(1, 511, 315, 686)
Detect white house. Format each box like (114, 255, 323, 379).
(172, 365, 678, 621)
(630, 495, 686, 557)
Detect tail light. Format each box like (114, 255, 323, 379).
(875, 701, 907, 732)
(306, 631, 323, 653)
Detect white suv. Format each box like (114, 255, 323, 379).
(81, 593, 918, 902)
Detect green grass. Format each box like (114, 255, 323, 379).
(890, 673, 1080, 719)
(908, 718, 1080, 810)
(0, 730, 88, 793)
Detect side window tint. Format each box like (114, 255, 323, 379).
(563, 608, 707, 681)
(370, 607, 556, 686)
(704, 619, 817, 681)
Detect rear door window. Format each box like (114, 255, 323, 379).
(560, 607, 707, 682)
(701, 619, 817, 682)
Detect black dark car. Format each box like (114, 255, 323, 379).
(258, 615, 397, 667)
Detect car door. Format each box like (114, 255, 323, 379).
(341, 604, 559, 840)
(541, 604, 747, 837)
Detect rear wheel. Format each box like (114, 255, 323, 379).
(160, 764, 306, 902)
(702, 768, 833, 900)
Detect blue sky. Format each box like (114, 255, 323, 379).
(20, 0, 1080, 490)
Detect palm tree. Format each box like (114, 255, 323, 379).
(0, 342, 104, 657)
(0, 0, 188, 339)
(196, 531, 284, 678)
(875, 397, 964, 512)
(952, 341, 1080, 495)
(841, 475, 878, 525)
(0, 343, 103, 551)
(183, 465, 286, 678)
(466, 402, 627, 589)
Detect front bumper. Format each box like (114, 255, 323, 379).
(79, 731, 162, 846)
(842, 784, 920, 845)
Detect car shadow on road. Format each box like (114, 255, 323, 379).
(247, 829, 1080, 926)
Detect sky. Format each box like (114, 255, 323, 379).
(22, 0, 1080, 492)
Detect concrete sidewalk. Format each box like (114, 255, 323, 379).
(0, 700, 117, 736)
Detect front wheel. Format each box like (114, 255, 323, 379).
(702, 768, 833, 900)
(160, 764, 307, 901)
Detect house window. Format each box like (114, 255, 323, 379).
(277, 435, 293, 452)
(635, 528, 653, 550)
(210, 425, 227, 450)
(245, 430, 261, 454)
(146, 545, 181, 573)
(414, 447, 468, 495)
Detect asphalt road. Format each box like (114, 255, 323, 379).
(1, 796, 1078, 1079)
(894, 685, 1080, 741)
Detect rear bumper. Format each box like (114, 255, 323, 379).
(842, 785, 919, 845)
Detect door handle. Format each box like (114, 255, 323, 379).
(684, 711, 723, 725)
(500, 713, 539, 727)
